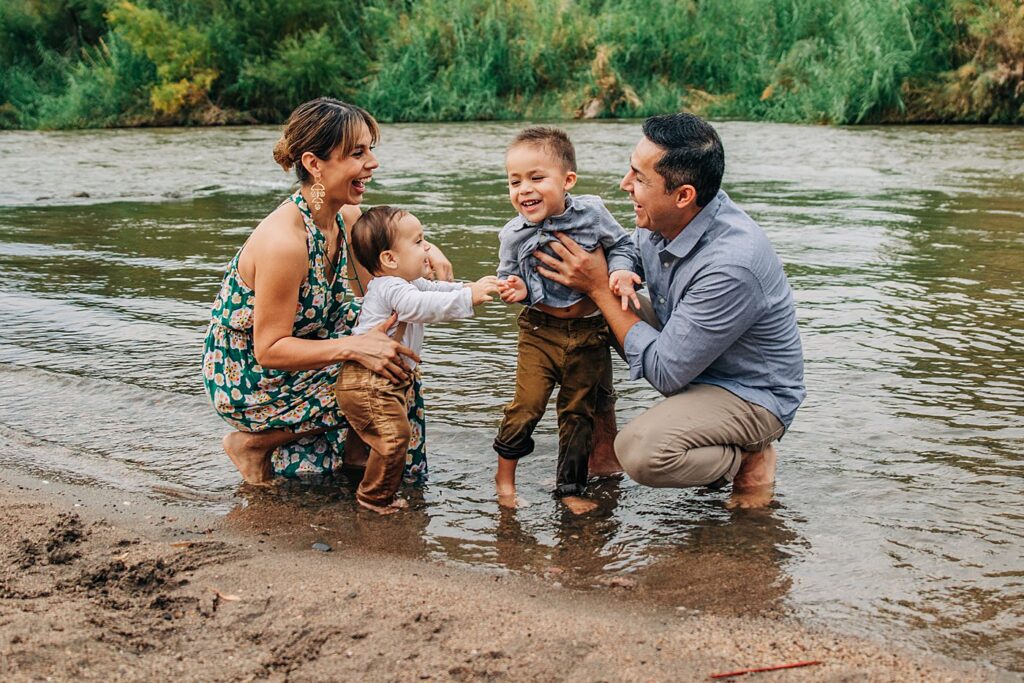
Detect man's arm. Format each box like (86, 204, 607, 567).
(623, 267, 766, 395)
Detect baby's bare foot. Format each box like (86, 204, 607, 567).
(562, 496, 598, 515)
(357, 497, 408, 515)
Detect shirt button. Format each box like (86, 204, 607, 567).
(659, 297, 666, 303)
(662, 261, 669, 268)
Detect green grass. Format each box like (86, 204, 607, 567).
(1, 0, 1020, 129)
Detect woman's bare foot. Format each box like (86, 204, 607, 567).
(357, 497, 409, 515)
(562, 496, 598, 515)
(727, 444, 777, 509)
(588, 405, 623, 477)
(222, 432, 274, 486)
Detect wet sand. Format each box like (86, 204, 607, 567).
(0, 472, 1013, 682)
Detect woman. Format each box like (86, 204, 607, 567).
(203, 98, 452, 484)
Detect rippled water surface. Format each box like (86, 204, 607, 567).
(1, 122, 1021, 670)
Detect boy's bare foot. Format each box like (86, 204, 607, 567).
(495, 457, 521, 508)
(588, 405, 623, 477)
(357, 497, 409, 515)
(727, 444, 777, 510)
(562, 496, 598, 515)
(222, 432, 274, 486)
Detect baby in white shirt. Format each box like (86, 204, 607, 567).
(338, 206, 499, 514)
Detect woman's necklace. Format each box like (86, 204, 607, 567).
(312, 213, 339, 277)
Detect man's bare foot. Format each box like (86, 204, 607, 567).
(222, 432, 274, 486)
(357, 497, 408, 515)
(727, 444, 777, 509)
(562, 496, 598, 515)
(588, 405, 623, 477)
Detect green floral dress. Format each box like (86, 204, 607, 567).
(202, 191, 428, 483)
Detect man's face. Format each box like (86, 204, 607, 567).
(619, 136, 683, 234)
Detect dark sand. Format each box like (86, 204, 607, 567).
(0, 472, 1012, 682)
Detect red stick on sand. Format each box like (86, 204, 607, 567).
(710, 660, 822, 679)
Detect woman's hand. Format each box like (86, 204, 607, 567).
(346, 313, 420, 383)
(424, 241, 454, 282)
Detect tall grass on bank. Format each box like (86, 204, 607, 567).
(1, 0, 1020, 129)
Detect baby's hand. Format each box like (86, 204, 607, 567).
(468, 276, 501, 305)
(497, 275, 528, 303)
(609, 270, 641, 311)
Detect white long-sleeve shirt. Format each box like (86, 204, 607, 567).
(350, 276, 474, 369)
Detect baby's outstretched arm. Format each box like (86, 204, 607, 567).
(497, 275, 528, 303)
(467, 276, 501, 305)
(609, 270, 642, 311)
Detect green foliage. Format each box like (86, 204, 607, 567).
(0, 0, 1020, 128)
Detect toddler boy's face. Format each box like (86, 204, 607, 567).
(387, 213, 433, 281)
(506, 144, 578, 224)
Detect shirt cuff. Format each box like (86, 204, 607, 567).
(623, 321, 659, 381)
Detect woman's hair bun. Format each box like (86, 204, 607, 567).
(272, 136, 293, 171)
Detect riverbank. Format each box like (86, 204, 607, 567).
(0, 471, 1010, 682)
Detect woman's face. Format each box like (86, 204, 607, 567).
(314, 121, 379, 206)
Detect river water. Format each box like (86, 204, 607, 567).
(0, 121, 1021, 671)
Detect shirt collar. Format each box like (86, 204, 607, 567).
(655, 190, 726, 259)
(513, 192, 576, 230)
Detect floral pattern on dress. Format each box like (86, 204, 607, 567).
(202, 191, 428, 483)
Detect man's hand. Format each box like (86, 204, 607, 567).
(609, 270, 642, 311)
(533, 232, 609, 295)
(497, 275, 528, 303)
(468, 275, 501, 305)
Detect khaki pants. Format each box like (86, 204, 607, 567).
(494, 308, 611, 496)
(335, 361, 413, 506)
(614, 295, 784, 489)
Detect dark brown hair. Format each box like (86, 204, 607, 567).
(272, 97, 380, 184)
(351, 205, 408, 275)
(507, 126, 577, 172)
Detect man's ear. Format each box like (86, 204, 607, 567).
(563, 171, 578, 192)
(379, 250, 398, 271)
(673, 184, 698, 210)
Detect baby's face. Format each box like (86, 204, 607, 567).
(506, 144, 577, 223)
(388, 213, 432, 281)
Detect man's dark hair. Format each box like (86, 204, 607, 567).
(351, 205, 408, 274)
(641, 113, 724, 207)
(508, 126, 577, 172)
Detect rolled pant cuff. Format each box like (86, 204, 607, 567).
(555, 482, 587, 497)
(492, 436, 534, 460)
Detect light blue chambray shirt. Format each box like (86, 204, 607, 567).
(623, 190, 805, 429)
(498, 193, 637, 308)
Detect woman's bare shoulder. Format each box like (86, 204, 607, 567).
(249, 202, 307, 254)
(340, 204, 362, 229)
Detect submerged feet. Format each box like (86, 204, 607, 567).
(357, 497, 409, 516)
(222, 431, 274, 486)
(727, 444, 777, 510)
(561, 496, 598, 515)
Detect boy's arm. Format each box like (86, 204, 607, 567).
(497, 229, 532, 305)
(591, 201, 638, 274)
(382, 278, 474, 324)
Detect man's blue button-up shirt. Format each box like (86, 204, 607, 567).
(623, 190, 805, 429)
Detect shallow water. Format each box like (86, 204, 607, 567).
(0, 121, 1022, 670)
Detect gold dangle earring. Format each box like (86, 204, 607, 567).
(310, 174, 326, 212)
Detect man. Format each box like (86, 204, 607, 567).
(539, 113, 805, 508)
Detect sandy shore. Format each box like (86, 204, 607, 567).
(0, 473, 1011, 683)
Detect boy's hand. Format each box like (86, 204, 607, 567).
(497, 275, 528, 303)
(609, 270, 641, 311)
(468, 276, 501, 305)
